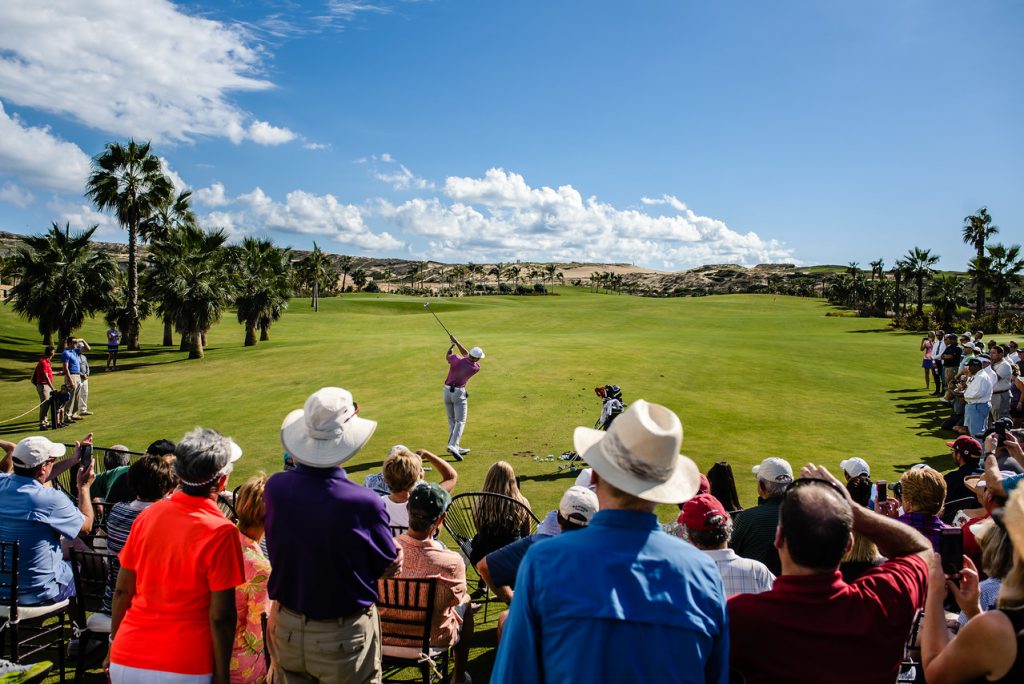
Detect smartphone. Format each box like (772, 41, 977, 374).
(81, 443, 93, 472)
(938, 528, 964, 576)
(876, 480, 887, 502)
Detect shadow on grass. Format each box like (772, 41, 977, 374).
(846, 328, 922, 335)
(893, 453, 955, 472)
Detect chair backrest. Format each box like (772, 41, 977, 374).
(389, 525, 409, 538)
(94, 501, 117, 530)
(52, 466, 77, 504)
(0, 540, 20, 617)
(217, 491, 237, 522)
(377, 577, 437, 653)
(69, 548, 113, 627)
(443, 492, 539, 563)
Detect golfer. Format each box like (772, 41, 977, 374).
(444, 334, 484, 460)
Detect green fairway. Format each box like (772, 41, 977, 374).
(1, 289, 977, 511)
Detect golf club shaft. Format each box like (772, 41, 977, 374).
(425, 303, 455, 338)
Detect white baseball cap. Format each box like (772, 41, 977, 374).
(13, 436, 66, 468)
(752, 457, 794, 483)
(469, 346, 485, 360)
(839, 457, 871, 479)
(559, 485, 599, 527)
(574, 467, 595, 491)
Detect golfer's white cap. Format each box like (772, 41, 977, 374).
(469, 347, 485, 360)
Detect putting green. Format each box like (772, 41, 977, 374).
(0, 289, 963, 514)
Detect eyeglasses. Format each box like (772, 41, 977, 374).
(784, 477, 848, 499)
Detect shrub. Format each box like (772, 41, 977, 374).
(533, 283, 547, 294)
(364, 281, 380, 293)
(515, 285, 530, 295)
(499, 283, 513, 294)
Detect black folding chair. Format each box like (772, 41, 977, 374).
(390, 525, 409, 538)
(0, 541, 71, 681)
(442, 492, 539, 619)
(378, 577, 449, 684)
(69, 548, 114, 683)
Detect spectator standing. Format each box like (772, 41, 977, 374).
(91, 445, 132, 502)
(839, 457, 875, 508)
(108, 429, 245, 683)
(964, 358, 994, 439)
(943, 436, 983, 522)
(728, 464, 931, 684)
(989, 345, 1013, 421)
(60, 336, 83, 422)
(231, 474, 271, 684)
(0, 435, 95, 605)
(840, 476, 884, 582)
(391, 483, 474, 684)
(921, 332, 934, 389)
(76, 339, 93, 416)
(681, 493, 774, 597)
(731, 457, 793, 576)
(932, 330, 947, 395)
(493, 400, 728, 684)
(942, 334, 962, 395)
(106, 325, 120, 371)
(896, 466, 950, 551)
(105, 440, 176, 504)
(707, 461, 743, 512)
(264, 387, 400, 684)
(32, 345, 56, 430)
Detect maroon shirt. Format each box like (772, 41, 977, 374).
(444, 353, 480, 387)
(728, 554, 928, 684)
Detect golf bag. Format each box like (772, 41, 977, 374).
(594, 384, 625, 430)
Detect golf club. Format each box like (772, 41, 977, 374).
(424, 302, 455, 338)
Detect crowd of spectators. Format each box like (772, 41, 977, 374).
(3, 384, 1024, 683)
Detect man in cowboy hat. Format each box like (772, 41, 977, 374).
(264, 387, 402, 684)
(492, 400, 729, 684)
(443, 334, 484, 460)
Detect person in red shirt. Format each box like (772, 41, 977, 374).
(32, 345, 55, 430)
(107, 428, 245, 683)
(728, 463, 932, 684)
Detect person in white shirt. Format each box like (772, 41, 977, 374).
(931, 332, 947, 396)
(380, 445, 458, 530)
(989, 345, 1014, 421)
(1006, 340, 1020, 366)
(681, 493, 775, 597)
(963, 358, 994, 440)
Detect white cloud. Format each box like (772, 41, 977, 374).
(248, 121, 298, 146)
(304, 142, 331, 151)
(0, 102, 91, 194)
(375, 164, 436, 191)
(0, 1, 292, 145)
(0, 182, 35, 208)
(194, 182, 230, 208)
(49, 199, 123, 240)
(158, 157, 189, 195)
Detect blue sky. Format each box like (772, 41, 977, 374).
(0, 1, 1021, 269)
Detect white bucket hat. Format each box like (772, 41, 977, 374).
(280, 387, 377, 468)
(573, 399, 699, 504)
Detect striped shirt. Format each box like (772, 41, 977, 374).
(102, 501, 153, 613)
(702, 548, 775, 597)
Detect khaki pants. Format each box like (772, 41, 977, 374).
(36, 384, 52, 425)
(65, 374, 82, 418)
(269, 603, 382, 684)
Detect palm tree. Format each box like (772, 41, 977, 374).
(544, 264, 560, 284)
(929, 275, 968, 330)
(984, 243, 1024, 331)
(869, 259, 884, 282)
(846, 262, 861, 278)
(229, 237, 292, 346)
(158, 226, 234, 359)
(505, 265, 522, 287)
(296, 243, 333, 310)
(338, 255, 354, 293)
(962, 207, 999, 316)
(86, 139, 174, 350)
(408, 262, 422, 288)
(8, 223, 118, 343)
(139, 189, 197, 243)
(488, 264, 503, 287)
(904, 247, 940, 315)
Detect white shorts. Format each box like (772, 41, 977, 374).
(109, 664, 211, 683)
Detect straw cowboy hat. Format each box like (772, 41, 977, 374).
(281, 387, 377, 468)
(573, 399, 700, 504)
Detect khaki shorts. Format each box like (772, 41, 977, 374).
(269, 602, 382, 684)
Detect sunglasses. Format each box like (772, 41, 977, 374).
(784, 477, 848, 499)
(341, 403, 360, 425)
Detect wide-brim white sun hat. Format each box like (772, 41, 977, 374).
(469, 346, 485, 360)
(573, 399, 699, 504)
(281, 387, 378, 468)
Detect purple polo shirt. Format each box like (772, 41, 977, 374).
(264, 464, 397, 619)
(444, 353, 480, 387)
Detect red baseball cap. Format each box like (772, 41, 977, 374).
(945, 435, 982, 458)
(679, 493, 729, 532)
(697, 473, 711, 495)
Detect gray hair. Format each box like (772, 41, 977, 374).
(174, 427, 232, 491)
(104, 445, 131, 469)
(759, 477, 790, 499)
(686, 515, 733, 550)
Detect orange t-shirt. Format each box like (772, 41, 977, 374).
(110, 491, 245, 675)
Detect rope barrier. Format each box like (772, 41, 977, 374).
(0, 400, 46, 425)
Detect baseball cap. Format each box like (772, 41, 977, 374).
(946, 436, 982, 459)
(13, 436, 66, 468)
(469, 346, 485, 360)
(697, 473, 711, 495)
(680, 493, 729, 532)
(558, 485, 599, 527)
(752, 457, 794, 483)
(408, 483, 451, 520)
(967, 358, 983, 367)
(839, 457, 870, 478)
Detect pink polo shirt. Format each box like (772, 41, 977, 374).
(444, 354, 480, 388)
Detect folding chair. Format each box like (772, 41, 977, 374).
(0, 541, 71, 682)
(442, 492, 539, 619)
(389, 525, 409, 538)
(68, 548, 113, 683)
(377, 577, 449, 684)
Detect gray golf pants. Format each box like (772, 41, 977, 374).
(991, 392, 1011, 422)
(443, 385, 468, 448)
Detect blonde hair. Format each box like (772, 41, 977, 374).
(998, 487, 1024, 608)
(474, 461, 531, 532)
(843, 531, 880, 564)
(235, 473, 268, 530)
(382, 448, 422, 494)
(900, 468, 947, 516)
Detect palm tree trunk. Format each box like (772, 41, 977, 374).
(976, 245, 985, 317)
(917, 278, 924, 315)
(993, 300, 1001, 332)
(179, 333, 189, 351)
(189, 329, 204, 359)
(244, 323, 258, 346)
(260, 323, 270, 341)
(201, 331, 207, 347)
(127, 222, 140, 350)
(162, 318, 173, 346)
(43, 330, 53, 346)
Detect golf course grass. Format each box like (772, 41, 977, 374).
(0, 288, 992, 681)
